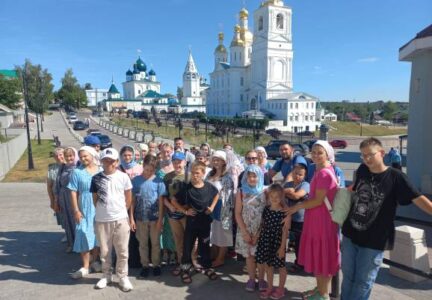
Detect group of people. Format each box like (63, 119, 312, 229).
(46, 134, 432, 300)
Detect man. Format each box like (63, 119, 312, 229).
(268, 142, 304, 181)
(84, 135, 101, 165)
(341, 137, 432, 300)
(174, 137, 195, 173)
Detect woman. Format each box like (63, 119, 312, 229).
(207, 150, 235, 268)
(119, 145, 143, 179)
(55, 147, 78, 253)
(68, 146, 101, 279)
(200, 143, 213, 157)
(47, 147, 64, 230)
(285, 140, 340, 300)
(255, 146, 273, 173)
(156, 143, 174, 179)
(137, 143, 149, 163)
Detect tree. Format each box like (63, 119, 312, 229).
(84, 82, 93, 90)
(0, 74, 21, 109)
(176, 86, 183, 100)
(57, 69, 87, 109)
(383, 101, 398, 120)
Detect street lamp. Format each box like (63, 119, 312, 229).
(21, 63, 34, 170)
(205, 117, 208, 142)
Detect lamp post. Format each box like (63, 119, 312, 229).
(205, 117, 208, 142)
(21, 63, 34, 170)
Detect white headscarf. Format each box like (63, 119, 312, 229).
(314, 140, 335, 164)
(255, 146, 268, 158)
(79, 146, 99, 165)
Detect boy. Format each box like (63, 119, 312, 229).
(341, 137, 432, 300)
(172, 161, 219, 284)
(283, 156, 310, 273)
(90, 148, 133, 292)
(130, 155, 166, 278)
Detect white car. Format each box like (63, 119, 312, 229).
(69, 115, 78, 124)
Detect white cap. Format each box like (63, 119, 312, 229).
(100, 148, 119, 161)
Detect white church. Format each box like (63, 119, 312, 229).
(206, 0, 320, 132)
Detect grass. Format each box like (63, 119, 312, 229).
(2, 139, 55, 183)
(112, 117, 271, 155)
(327, 121, 407, 136)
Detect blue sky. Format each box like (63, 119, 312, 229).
(1, 0, 431, 102)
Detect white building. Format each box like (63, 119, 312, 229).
(122, 57, 161, 100)
(85, 89, 108, 107)
(206, 0, 320, 132)
(181, 51, 208, 113)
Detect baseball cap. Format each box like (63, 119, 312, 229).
(100, 148, 119, 161)
(172, 151, 186, 161)
(84, 135, 101, 146)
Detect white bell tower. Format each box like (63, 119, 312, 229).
(251, 0, 293, 100)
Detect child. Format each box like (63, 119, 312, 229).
(130, 155, 166, 278)
(172, 161, 219, 284)
(283, 156, 310, 273)
(235, 165, 267, 292)
(90, 148, 133, 292)
(256, 184, 289, 299)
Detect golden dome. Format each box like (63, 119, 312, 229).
(240, 28, 253, 44)
(218, 32, 224, 41)
(215, 45, 227, 53)
(234, 24, 241, 32)
(230, 40, 245, 47)
(239, 8, 249, 19)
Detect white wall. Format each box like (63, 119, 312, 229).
(0, 129, 27, 180)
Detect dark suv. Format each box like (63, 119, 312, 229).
(264, 140, 309, 159)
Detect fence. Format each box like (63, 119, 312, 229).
(0, 129, 27, 180)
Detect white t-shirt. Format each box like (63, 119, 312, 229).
(90, 170, 132, 222)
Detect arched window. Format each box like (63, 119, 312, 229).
(276, 14, 284, 29)
(250, 98, 257, 110)
(258, 16, 263, 31)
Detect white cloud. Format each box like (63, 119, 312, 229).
(357, 57, 379, 63)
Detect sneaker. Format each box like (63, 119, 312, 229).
(91, 261, 102, 273)
(119, 276, 133, 292)
(245, 279, 256, 292)
(153, 266, 162, 276)
(70, 267, 89, 279)
(258, 280, 268, 292)
(260, 288, 273, 299)
(270, 287, 285, 300)
(95, 275, 112, 289)
(61, 235, 67, 243)
(138, 267, 150, 279)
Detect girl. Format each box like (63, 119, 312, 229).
(256, 184, 289, 300)
(119, 145, 143, 179)
(55, 147, 78, 253)
(68, 146, 101, 279)
(285, 140, 340, 300)
(235, 165, 267, 292)
(206, 150, 235, 268)
(255, 146, 273, 173)
(47, 147, 64, 231)
(200, 143, 213, 157)
(156, 143, 174, 179)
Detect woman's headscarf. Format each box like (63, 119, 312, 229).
(255, 146, 268, 158)
(314, 140, 335, 164)
(241, 164, 264, 195)
(79, 145, 98, 165)
(119, 145, 137, 170)
(64, 146, 79, 166)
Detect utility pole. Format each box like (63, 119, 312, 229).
(22, 63, 34, 170)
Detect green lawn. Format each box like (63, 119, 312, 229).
(326, 121, 407, 136)
(112, 117, 271, 155)
(2, 139, 55, 183)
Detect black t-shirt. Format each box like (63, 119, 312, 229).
(175, 181, 218, 214)
(342, 164, 421, 250)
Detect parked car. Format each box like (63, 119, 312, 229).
(330, 139, 348, 149)
(303, 139, 318, 151)
(87, 128, 102, 136)
(99, 135, 112, 150)
(73, 120, 86, 130)
(291, 143, 309, 156)
(296, 130, 314, 137)
(68, 115, 78, 124)
(66, 112, 76, 119)
(264, 140, 289, 159)
(265, 128, 282, 139)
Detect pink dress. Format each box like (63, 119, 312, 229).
(298, 166, 340, 277)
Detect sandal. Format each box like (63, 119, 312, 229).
(302, 287, 318, 299)
(171, 265, 182, 277)
(203, 268, 218, 280)
(181, 270, 192, 284)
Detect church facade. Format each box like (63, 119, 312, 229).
(206, 0, 320, 132)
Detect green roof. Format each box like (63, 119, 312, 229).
(0, 69, 18, 79)
(140, 90, 164, 98)
(108, 83, 120, 94)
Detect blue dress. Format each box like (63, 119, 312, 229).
(67, 167, 99, 253)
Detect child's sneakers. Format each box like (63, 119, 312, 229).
(258, 280, 268, 292)
(70, 267, 89, 279)
(119, 276, 133, 292)
(95, 274, 113, 289)
(270, 287, 285, 300)
(260, 287, 273, 299)
(245, 279, 256, 292)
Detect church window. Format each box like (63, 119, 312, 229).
(234, 52, 237, 61)
(240, 77, 244, 86)
(306, 103, 309, 109)
(295, 116, 299, 121)
(138, 90, 141, 95)
(305, 116, 308, 121)
(192, 74, 196, 79)
(284, 103, 287, 109)
(289, 116, 293, 121)
(276, 14, 284, 29)
(290, 103, 293, 109)
(258, 16, 263, 31)
(240, 52, 242, 60)
(311, 103, 314, 109)
(295, 102, 298, 109)
(240, 94, 243, 102)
